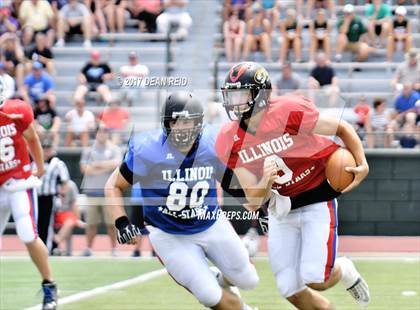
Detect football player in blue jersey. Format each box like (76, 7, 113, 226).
(105, 91, 259, 310)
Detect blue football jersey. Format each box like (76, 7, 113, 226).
(124, 126, 226, 235)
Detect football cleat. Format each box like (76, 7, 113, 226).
(42, 282, 57, 310)
(337, 257, 370, 307)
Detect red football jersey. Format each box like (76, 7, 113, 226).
(216, 95, 339, 197)
(0, 99, 34, 185)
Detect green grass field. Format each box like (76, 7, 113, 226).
(0, 257, 418, 310)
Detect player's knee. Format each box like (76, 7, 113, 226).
(191, 280, 222, 308)
(15, 216, 37, 243)
(301, 263, 324, 286)
(275, 268, 304, 298)
(233, 264, 259, 290)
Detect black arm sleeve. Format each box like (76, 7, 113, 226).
(119, 162, 134, 185)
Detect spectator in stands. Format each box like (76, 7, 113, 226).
(80, 126, 122, 257)
(335, 4, 373, 62)
(21, 61, 56, 106)
(34, 97, 61, 148)
(85, 0, 107, 37)
(365, 97, 392, 148)
(0, 5, 19, 36)
(223, 0, 252, 21)
(102, 0, 126, 33)
(309, 9, 332, 62)
(243, 3, 271, 62)
(0, 62, 15, 99)
(129, 0, 162, 33)
(98, 96, 130, 144)
(119, 51, 149, 106)
(279, 8, 302, 64)
(305, 0, 336, 19)
(53, 180, 86, 256)
(393, 82, 419, 116)
(0, 33, 25, 88)
(64, 98, 96, 147)
(260, 0, 280, 29)
(392, 49, 419, 92)
(366, 0, 392, 47)
(19, 0, 55, 48)
(274, 62, 301, 95)
(223, 12, 245, 62)
(25, 33, 55, 75)
(75, 49, 112, 103)
(354, 94, 371, 131)
(156, 0, 193, 37)
(387, 6, 412, 62)
(308, 52, 339, 106)
(55, 0, 92, 48)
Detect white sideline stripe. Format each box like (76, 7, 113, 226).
(23, 269, 166, 310)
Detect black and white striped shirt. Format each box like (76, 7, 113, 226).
(38, 156, 70, 196)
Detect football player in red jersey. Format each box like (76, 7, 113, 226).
(0, 77, 57, 310)
(216, 62, 370, 310)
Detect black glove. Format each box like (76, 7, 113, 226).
(115, 216, 142, 244)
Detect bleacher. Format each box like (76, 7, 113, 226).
(212, 1, 419, 109)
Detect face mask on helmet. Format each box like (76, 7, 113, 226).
(222, 88, 270, 120)
(163, 111, 203, 149)
(0, 77, 5, 106)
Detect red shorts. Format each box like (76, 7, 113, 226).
(54, 211, 77, 229)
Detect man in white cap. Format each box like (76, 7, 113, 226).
(335, 4, 373, 62)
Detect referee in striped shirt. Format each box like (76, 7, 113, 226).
(37, 136, 70, 252)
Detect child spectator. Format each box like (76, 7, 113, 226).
(223, 12, 245, 62)
(387, 6, 412, 62)
(354, 95, 371, 130)
(279, 8, 302, 64)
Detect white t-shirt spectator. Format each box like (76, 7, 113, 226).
(65, 109, 95, 134)
(120, 64, 149, 87)
(60, 2, 90, 19)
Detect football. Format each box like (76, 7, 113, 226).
(325, 148, 356, 192)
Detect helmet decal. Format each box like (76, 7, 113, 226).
(254, 68, 268, 84)
(229, 63, 249, 83)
